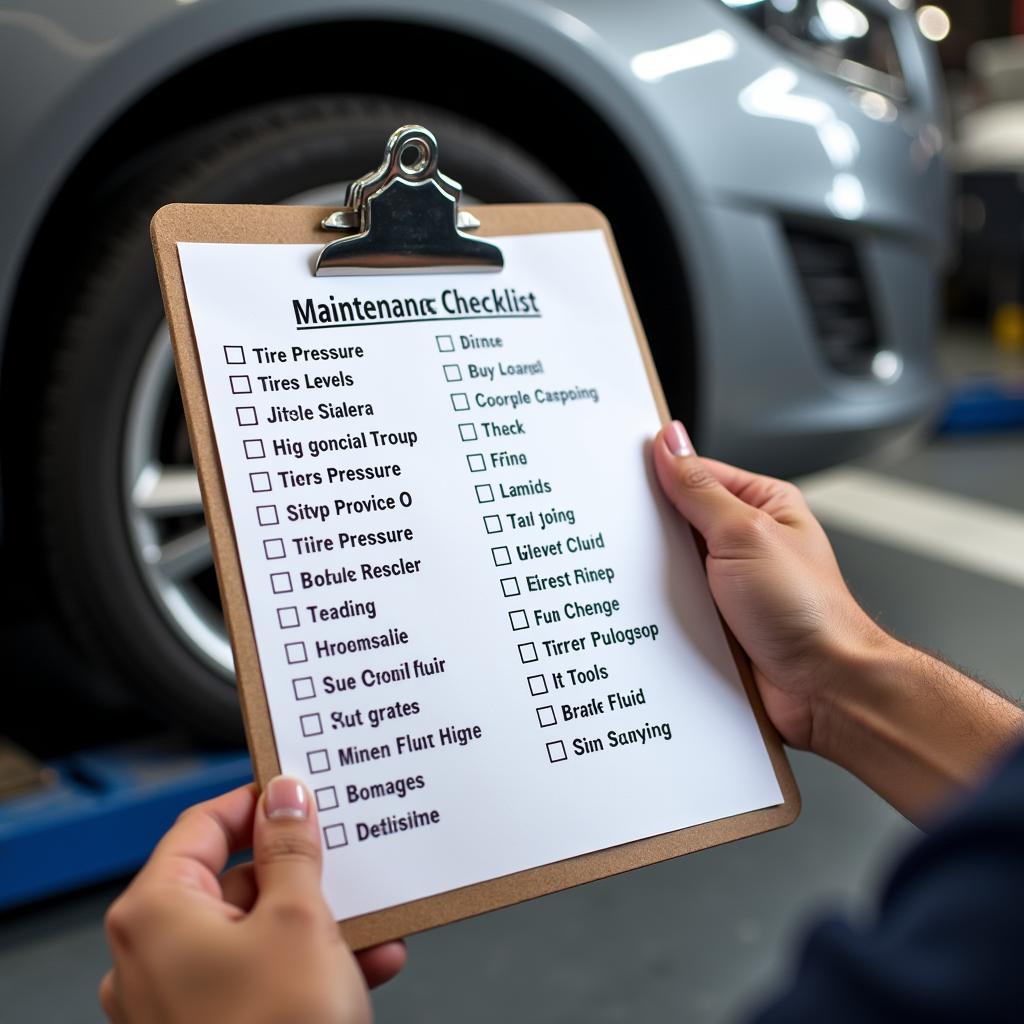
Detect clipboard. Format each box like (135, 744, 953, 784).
(151, 126, 799, 950)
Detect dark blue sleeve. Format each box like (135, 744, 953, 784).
(750, 743, 1024, 1024)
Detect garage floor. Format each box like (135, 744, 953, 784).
(2, 343, 1023, 1024)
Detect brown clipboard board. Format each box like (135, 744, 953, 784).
(151, 198, 800, 951)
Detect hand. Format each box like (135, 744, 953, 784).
(100, 779, 406, 1024)
(652, 421, 887, 752)
(653, 422, 1024, 824)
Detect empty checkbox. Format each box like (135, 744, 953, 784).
(323, 823, 349, 849)
(483, 514, 503, 534)
(475, 484, 494, 504)
(277, 606, 300, 629)
(443, 363, 463, 382)
(458, 423, 478, 442)
(244, 438, 266, 460)
(518, 642, 538, 664)
(264, 538, 286, 559)
(229, 375, 252, 394)
(501, 576, 521, 597)
(315, 785, 339, 811)
(223, 345, 246, 364)
(300, 712, 324, 737)
(450, 392, 470, 412)
(306, 749, 330, 774)
(536, 705, 558, 728)
(527, 673, 548, 696)
(491, 545, 512, 567)
(547, 740, 568, 763)
(257, 504, 279, 526)
(509, 609, 529, 631)
(271, 571, 293, 594)
(436, 334, 455, 352)
(467, 453, 486, 473)
(236, 405, 258, 426)
(292, 676, 315, 700)
(250, 472, 272, 493)
(285, 641, 308, 664)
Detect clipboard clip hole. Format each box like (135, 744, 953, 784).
(399, 140, 431, 176)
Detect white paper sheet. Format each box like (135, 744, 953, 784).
(177, 230, 783, 920)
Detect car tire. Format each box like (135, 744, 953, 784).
(39, 96, 570, 741)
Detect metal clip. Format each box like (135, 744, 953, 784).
(314, 125, 503, 277)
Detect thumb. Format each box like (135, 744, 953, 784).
(652, 421, 753, 545)
(252, 775, 324, 907)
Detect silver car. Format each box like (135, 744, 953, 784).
(0, 0, 948, 737)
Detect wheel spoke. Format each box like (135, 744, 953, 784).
(149, 525, 212, 581)
(132, 464, 203, 517)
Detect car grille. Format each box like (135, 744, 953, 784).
(785, 225, 880, 376)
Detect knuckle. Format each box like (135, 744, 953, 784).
(265, 896, 322, 932)
(260, 830, 319, 864)
(103, 897, 136, 946)
(716, 510, 772, 551)
(679, 464, 719, 491)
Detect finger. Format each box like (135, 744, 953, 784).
(698, 459, 808, 525)
(356, 940, 408, 988)
(138, 784, 258, 897)
(98, 969, 127, 1024)
(220, 861, 258, 913)
(252, 776, 325, 910)
(653, 422, 755, 543)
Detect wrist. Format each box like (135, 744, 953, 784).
(807, 618, 904, 763)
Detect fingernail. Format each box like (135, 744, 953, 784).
(264, 776, 309, 821)
(664, 420, 693, 457)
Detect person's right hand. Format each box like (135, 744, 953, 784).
(652, 421, 888, 752)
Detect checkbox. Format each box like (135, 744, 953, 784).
(491, 545, 512, 567)
(223, 345, 246, 364)
(264, 538, 286, 560)
(257, 504, 279, 526)
(300, 712, 324, 737)
(271, 571, 293, 594)
(518, 642, 538, 664)
(292, 676, 315, 700)
(483, 514, 503, 535)
(467, 453, 486, 473)
(443, 363, 463, 383)
(244, 438, 266, 460)
(323, 823, 349, 849)
(229, 374, 252, 394)
(250, 472, 272, 493)
(450, 392, 470, 412)
(527, 673, 548, 696)
(436, 334, 455, 352)
(458, 423, 478, 442)
(277, 606, 300, 629)
(285, 641, 308, 664)
(509, 609, 530, 631)
(475, 484, 494, 504)
(547, 740, 568, 763)
(236, 405, 258, 426)
(306, 748, 330, 774)
(501, 576, 521, 597)
(315, 786, 339, 811)
(536, 705, 557, 728)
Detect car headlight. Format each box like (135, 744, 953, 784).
(721, 0, 907, 100)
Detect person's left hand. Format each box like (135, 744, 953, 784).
(100, 778, 406, 1024)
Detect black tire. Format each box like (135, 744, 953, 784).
(39, 96, 570, 742)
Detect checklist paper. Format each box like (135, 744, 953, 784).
(176, 230, 784, 922)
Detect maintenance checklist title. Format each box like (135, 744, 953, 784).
(292, 288, 541, 330)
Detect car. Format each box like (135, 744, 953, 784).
(0, 0, 949, 739)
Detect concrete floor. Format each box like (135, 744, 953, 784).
(3, 352, 1023, 1023)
